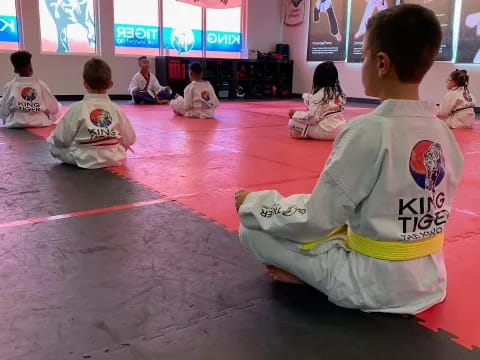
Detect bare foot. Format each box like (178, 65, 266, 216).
(264, 265, 305, 285)
(289, 129, 306, 139)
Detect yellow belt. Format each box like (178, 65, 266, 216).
(300, 226, 444, 261)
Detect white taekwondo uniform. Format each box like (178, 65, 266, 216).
(239, 100, 463, 314)
(438, 87, 476, 129)
(128, 71, 166, 98)
(48, 94, 136, 169)
(0, 77, 61, 128)
(289, 89, 347, 140)
(170, 80, 219, 118)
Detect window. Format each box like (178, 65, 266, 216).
(39, 0, 97, 54)
(0, 0, 20, 51)
(206, 7, 242, 59)
(162, 0, 203, 57)
(114, 0, 160, 56)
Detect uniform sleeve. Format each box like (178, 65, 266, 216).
(183, 84, 194, 110)
(48, 106, 79, 147)
(0, 85, 14, 119)
(293, 90, 323, 123)
(238, 120, 384, 243)
(39, 81, 60, 115)
(128, 74, 139, 95)
(150, 75, 165, 94)
(209, 83, 220, 108)
(302, 93, 313, 107)
(170, 96, 184, 107)
(438, 92, 457, 119)
(116, 107, 136, 148)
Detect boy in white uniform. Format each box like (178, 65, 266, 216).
(48, 58, 136, 169)
(0, 51, 61, 128)
(128, 56, 173, 105)
(170, 62, 219, 119)
(235, 4, 464, 314)
(438, 69, 476, 129)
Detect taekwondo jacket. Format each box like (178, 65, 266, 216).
(438, 87, 476, 129)
(0, 77, 60, 128)
(171, 80, 219, 118)
(240, 100, 464, 314)
(128, 71, 166, 98)
(48, 94, 136, 169)
(293, 89, 347, 135)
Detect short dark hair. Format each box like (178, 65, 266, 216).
(366, 4, 441, 83)
(189, 62, 203, 75)
(83, 58, 112, 90)
(138, 56, 147, 64)
(10, 51, 32, 72)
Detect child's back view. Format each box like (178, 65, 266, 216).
(170, 62, 219, 118)
(0, 51, 60, 128)
(48, 58, 136, 169)
(289, 61, 346, 140)
(235, 4, 464, 314)
(437, 69, 476, 129)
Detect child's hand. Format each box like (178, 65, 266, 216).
(175, 94, 180, 99)
(289, 109, 296, 118)
(235, 189, 251, 212)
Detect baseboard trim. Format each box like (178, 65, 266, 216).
(54, 94, 480, 113)
(346, 97, 380, 105)
(56, 94, 132, 101)
(347, 96, 479, 113)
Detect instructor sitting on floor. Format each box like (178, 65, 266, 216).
(128, 56, 173, 104)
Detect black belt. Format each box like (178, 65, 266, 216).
(451, 105, 475, 115)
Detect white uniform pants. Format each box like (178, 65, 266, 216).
(49, 145, 76, 166)
(170, 97, 215, 118)
(445, 110, 475, 129)
(239, 225, 446, 314)
(170, 97, 187, 116)
(288, 119, 338, 140)
(239, 225, 364, 309)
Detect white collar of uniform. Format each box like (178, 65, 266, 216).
(372, 99, 437, 118)
(83, 93, 111, 101)
(138, 71, 153, 76)
(15, 76, 37, 82)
